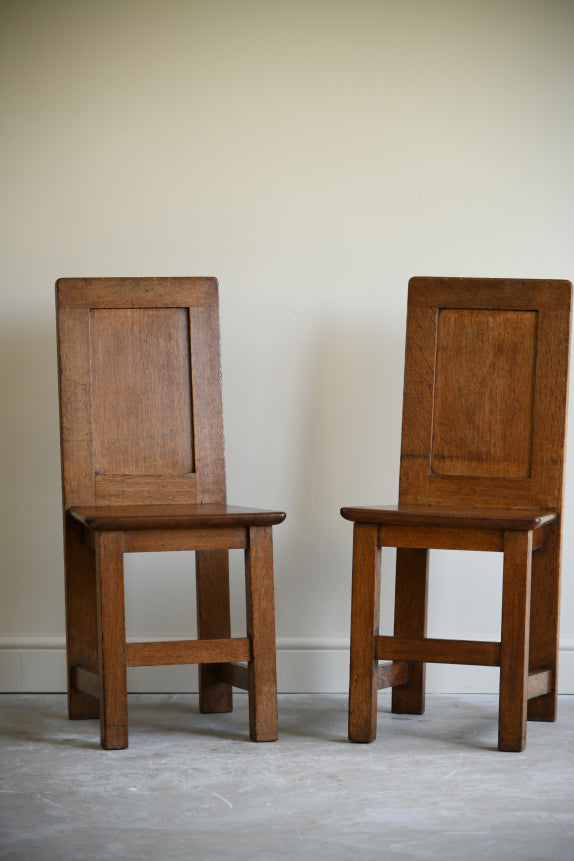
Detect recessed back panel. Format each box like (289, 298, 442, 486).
(90, 308, 193, 475)
(431, 309, 537, 478)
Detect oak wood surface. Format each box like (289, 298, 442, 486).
(245, 527, 279, 741)
(56, 276, 218, 309)
(528, 520, 562, 721)
(341, 505, 556, 530)
(56, 277, 283, 748)
(70, 504, 286, 531)
(399, 279, 571, 509)
(126, 638, 250, 667)
(217, 662, 250, 691)
(527, 669, 552, 700)
(377, 525, 507, 552)
(376, 661, 408, 690)
(71, 667, 101, 701)
(348, 524, 381, 743)
(95, 531, 128, 750)
(376, 636, 501, 667)
(196, 549, 233, 713)
(431, 309, 537, 478)
(64, 517, 100, 720)
(90, 308, 194, 475)
(122, 528, 247, 553)
(392, 548, 428, 714)
(499, 530, 533, 751)
(343, 277, 571, 751)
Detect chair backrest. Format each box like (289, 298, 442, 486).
(56, 277, 226, 510)
(398, 277, 572, 511)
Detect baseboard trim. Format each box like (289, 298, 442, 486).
(1, 637, 573, 694)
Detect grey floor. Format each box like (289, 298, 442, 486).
(1, 694, 573, 860)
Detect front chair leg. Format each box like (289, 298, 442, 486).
(499, 530, 532, 752)
(245, 526, 278, 741)
(95, 531, 128, 750)
(196, 549, 233, 714)
(348, 524, 381, 743)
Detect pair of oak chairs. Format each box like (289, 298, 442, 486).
(56, 276, 572, 752)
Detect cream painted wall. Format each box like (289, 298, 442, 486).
(2, 0, 574, 692)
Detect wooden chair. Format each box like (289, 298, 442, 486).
(56, 277, 285, 749)
(342, 277, 572, 751)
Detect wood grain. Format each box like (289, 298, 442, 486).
(431, 309, 537, 478)
(126, 637, 250, 667)
(408, 277, 571, 310)
(376, 661, 408, 690)
(217, 662, 250, 691)
(64, 516, 100, 719)
(196, 549, 233, 713)
(245, 527, 278, 741)
(348, 524, 381, 743)
(399, 278, 572, 510)
(341, 504, 555, 530)
(343, 277, 571, 750)
(56, 277, 284, 747)
(95, 531, 128, 750)
(392, 548, 428, 714)
(56, 276, 218, 309)
(189, 306, 227, 503)
(91, 308, 194, 475)
(528, 519, 562, 721)
(341, 505, 556, 530)
(70, 504, 286, 531)
(123, 528, 247, 553)
(527, 669, 552, 700)
(499, 530, 532, 752)
(376, 636, 501, 666)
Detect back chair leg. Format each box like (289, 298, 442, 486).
(349, 524, 381, 743)
(65, 517, 100, 720)
(528, 523, 561, 722)
(245, 526, 278, 742)
(196, 549, 233, 714)
(392, 548, 429, 715)
(499, 530, 532, 752)
(95, 531, 128, 750)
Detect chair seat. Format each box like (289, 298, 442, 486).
(70, 503, 287, 531)
(340, 504, 557, 531)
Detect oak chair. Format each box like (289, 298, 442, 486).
(56, 277, 285, 749)
(342, 277, 572, 751)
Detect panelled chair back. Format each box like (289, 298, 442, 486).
(342, 277, 571, 751)
(56, 277, 285, 749)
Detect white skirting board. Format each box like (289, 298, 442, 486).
(1, 637, 573, 694)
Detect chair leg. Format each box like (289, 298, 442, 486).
(64, 517, 100, 720)
(392, 548, 429, 715)
(499, 530, 532, 752)
(245, 526, 278, 741)
(95, 531, 128, 750)
(349, 524, 381, 743)
(528, 522, 561, 722)
(196, 549, 233, 714)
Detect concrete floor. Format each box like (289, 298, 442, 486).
(1, 694, 573, 860)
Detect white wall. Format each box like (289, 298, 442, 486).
(2, 0, 574, 693)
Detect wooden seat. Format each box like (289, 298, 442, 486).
(56, 277, 285, 749)
(341, 276, 572, 751)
